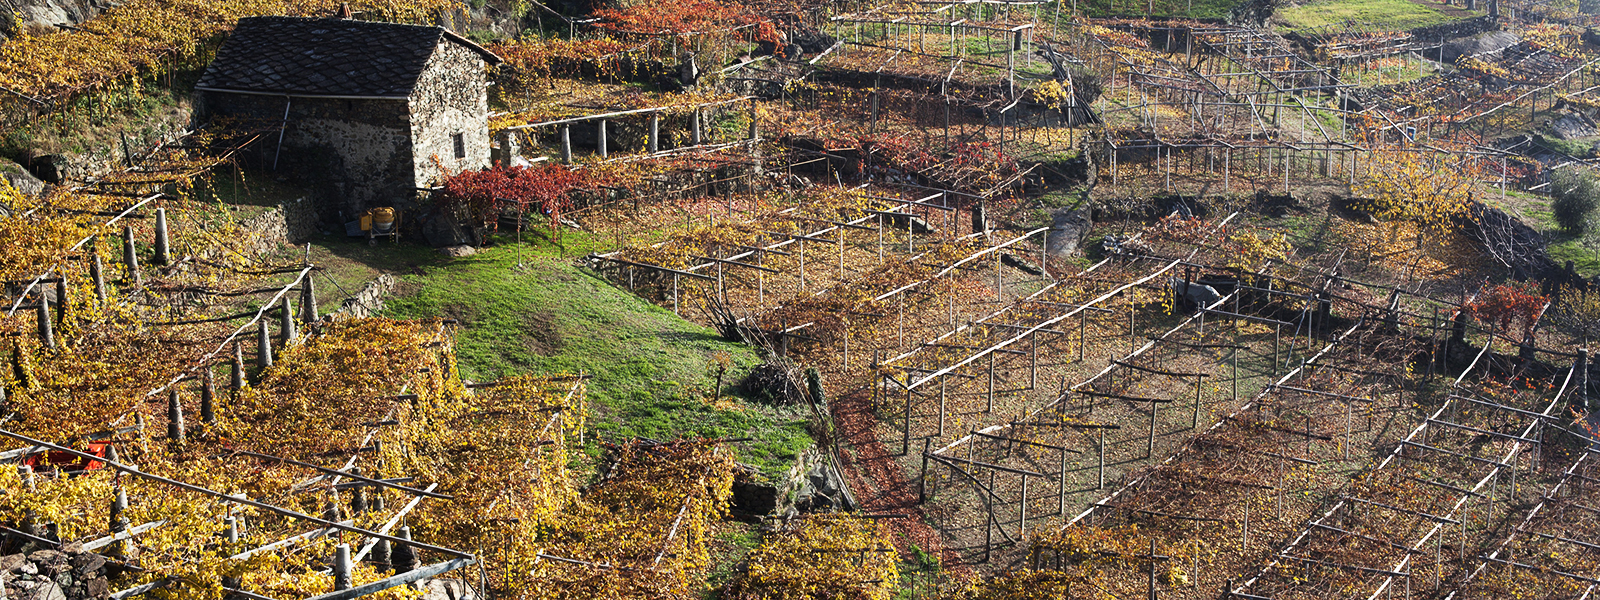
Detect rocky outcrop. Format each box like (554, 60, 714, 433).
(1228, 0, 1276, 28)
(1439, 30, 1520, 64)
(1, 0, 112, 41)
(1549, 112, 1598, 140)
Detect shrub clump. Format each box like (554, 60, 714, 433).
(1550, 166, 1600, 234)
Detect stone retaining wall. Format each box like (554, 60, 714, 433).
(1, 545, 112, 600)
(331, 274, 396, 320)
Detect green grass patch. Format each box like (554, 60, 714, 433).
(293, 237, 447, 318)
(377, 233, 812, 479)
(895, 542, 943, 599)
(705, 524, 762, 594)
(1546, 238, 1600, 278)
(1276, 0, 1473, 32)
(1535, 136, 1598, 160)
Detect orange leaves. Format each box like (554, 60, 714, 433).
(437, 162, 592, 229)
(1352, 149, 1483, 244)
(217, 319, 435, 456)
(593, 0, 763, 36)
(490, 37, 637, 83)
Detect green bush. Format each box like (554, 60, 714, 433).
(1550, 167, 1600, 234)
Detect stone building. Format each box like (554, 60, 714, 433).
(194, 15, 501, 219)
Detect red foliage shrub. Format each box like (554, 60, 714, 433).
(1463, 281, 1547, 340)
(436, 163, 587, 230)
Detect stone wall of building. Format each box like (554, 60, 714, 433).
(409, 40, 490, 191)
(195, 91, 414, 219)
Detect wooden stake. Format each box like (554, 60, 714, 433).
(987, 352, 995, 412)
(280, 296, 297, 343)
(1098, 427, 1106, 489)
(649, 112, 660, 153)
(939, 375, 947, 437)
(302, 276, 318, 325)
(1241, 494, 1249, 551)
(919, 437, 931, 504)
(334, 544, 353, 591)
(1029, 332, 1037, 389)
(748, 99, 759, 140)
(54, 278, 66, 326)
(1147, 539, 1158, 600)
(903, 384, 912, 456)
(1147, 396, 1158, 458)
(560, 124, 572, 164)
(1057, 447, 1067, 516)
(1192, 374, 1202, 429)
(1018, 474, 1029, 539)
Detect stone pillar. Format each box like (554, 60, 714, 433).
(153, 208, 170, 265)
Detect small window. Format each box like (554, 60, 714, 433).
(452, 133, 465, 159)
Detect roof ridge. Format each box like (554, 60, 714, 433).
(196, 16, 499, 98)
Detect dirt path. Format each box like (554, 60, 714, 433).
(831, 386, 975, 577)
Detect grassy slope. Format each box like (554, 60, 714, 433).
(372, 233, 813, 479)
(1276, 0, 1475, 31)
(1491, 189, 1600, 278)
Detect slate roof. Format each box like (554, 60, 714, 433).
(196, 16, 501, 98)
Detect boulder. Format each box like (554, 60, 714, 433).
(421, 212, 474, 248)
(69, 552, 103, 575)
(790, 461, 850, 514)
(1046, 207, 1091, 257)
(437, 245, 477, 258)
(0, 553, 25, 573)
(12, 579, 66, 600)
(9, 0, 108, 33)
(1170, 277, 1223, 308)
(26, 550, 64, 572)
(878, 212, 936, 234)
(85, 576, 109, 599)
(0, 159, 45, 197)
(420, 578, 476, 600)
(1441, 31, 1519, 64)
(789, 27, 837, 55)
